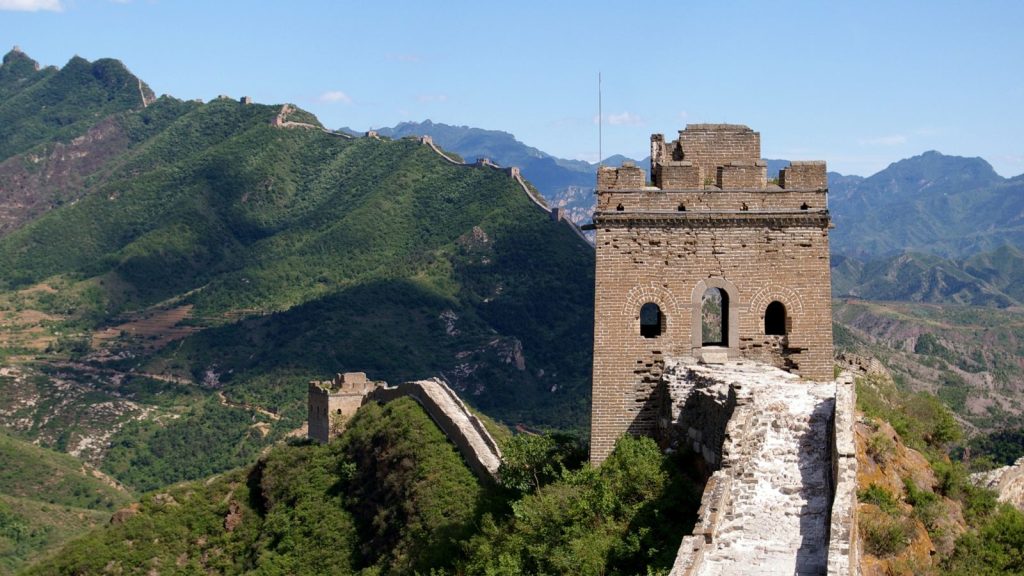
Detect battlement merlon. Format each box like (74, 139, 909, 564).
(308, 371, 383, 396)
(598, 124, 827, 193)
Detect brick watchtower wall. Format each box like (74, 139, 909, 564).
(308, 372, 381, 443)
(590, 124, 834, 464)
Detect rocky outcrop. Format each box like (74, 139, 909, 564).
(0, 115, 131, 236)
(856, 417, 967, 574)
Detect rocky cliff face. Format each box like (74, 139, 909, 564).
(856, 418, 967, 575)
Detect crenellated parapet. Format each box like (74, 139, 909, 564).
(602, 123, 826, 192)
(596, 124, 828, 223)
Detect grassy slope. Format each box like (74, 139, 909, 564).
(0, 495, 109, 576)
(0, 431, 132, 575)
(0, 431, 131, 510)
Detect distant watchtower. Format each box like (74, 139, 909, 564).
(590, 124, 834, 463)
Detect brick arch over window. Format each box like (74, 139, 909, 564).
(622, 283, 681, 338)
(749, 285, 804, 336)
(690, 278, 740, 352)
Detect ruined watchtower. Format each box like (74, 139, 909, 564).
(590, 124, 834, 463)
(307, 372, 382, 443)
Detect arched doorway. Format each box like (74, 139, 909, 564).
(701, 288, 728, 346)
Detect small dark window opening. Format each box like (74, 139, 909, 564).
(640, 303, 663, 338)
(336, 408, 343, 415)
(800, 202, 809, 210)
(616, 203, 625, 211)
(765, 301, 787, 335)
(677, 203, 686, 211)
(701, 288, 728, 346)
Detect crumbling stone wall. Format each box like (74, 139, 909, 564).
(662, 364, 737, 469)
(368, 378, 502, 481)
(308, 372, 502, 482)
(828, 374, 860, 575)
(591, 123, 834, 463)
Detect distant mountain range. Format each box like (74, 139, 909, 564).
(829, 151, 1024, 259)
(361, 120, 1024, 307)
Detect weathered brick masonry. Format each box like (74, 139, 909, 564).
(590, 124, 834, 464)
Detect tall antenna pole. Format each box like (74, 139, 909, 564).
(598, 72, 603, 167)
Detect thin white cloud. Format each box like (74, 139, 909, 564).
(0, 0, 62, 11)
(548, 117, 588, 130)
(858, 134, 907, 147)
(608, 112, 644, 126)
(416, 94, 448, 103)
(318, 90, 352, 104)
(593, 112, 645, 126)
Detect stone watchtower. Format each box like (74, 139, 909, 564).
(308, 372, 382, 443)
(590, 124, 834, 463)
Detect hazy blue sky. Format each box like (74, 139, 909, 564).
(2, 0, 1022, 176)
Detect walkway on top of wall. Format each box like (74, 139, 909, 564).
(417, 135, 593, 245)
(271, 104, 355, 139)
(666, 360, 857, 576)
(367, 377, 503, 482)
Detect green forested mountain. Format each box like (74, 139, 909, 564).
(832, 245, 1024, 307)
(0, 51, 594, 495)
(829, 151, 1024, 259)
(0, 48, 154, 162)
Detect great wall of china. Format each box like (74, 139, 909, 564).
(304, 122, 864, 573)
(308, 373, 502, 481)
(271, 104, 592, 245)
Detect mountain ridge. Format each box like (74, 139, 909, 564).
(0, 60, 595, 495)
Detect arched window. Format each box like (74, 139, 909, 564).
(701, 288, 728, 346)
(765, 301, 787, 335)
(640, 303, 663, 338)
